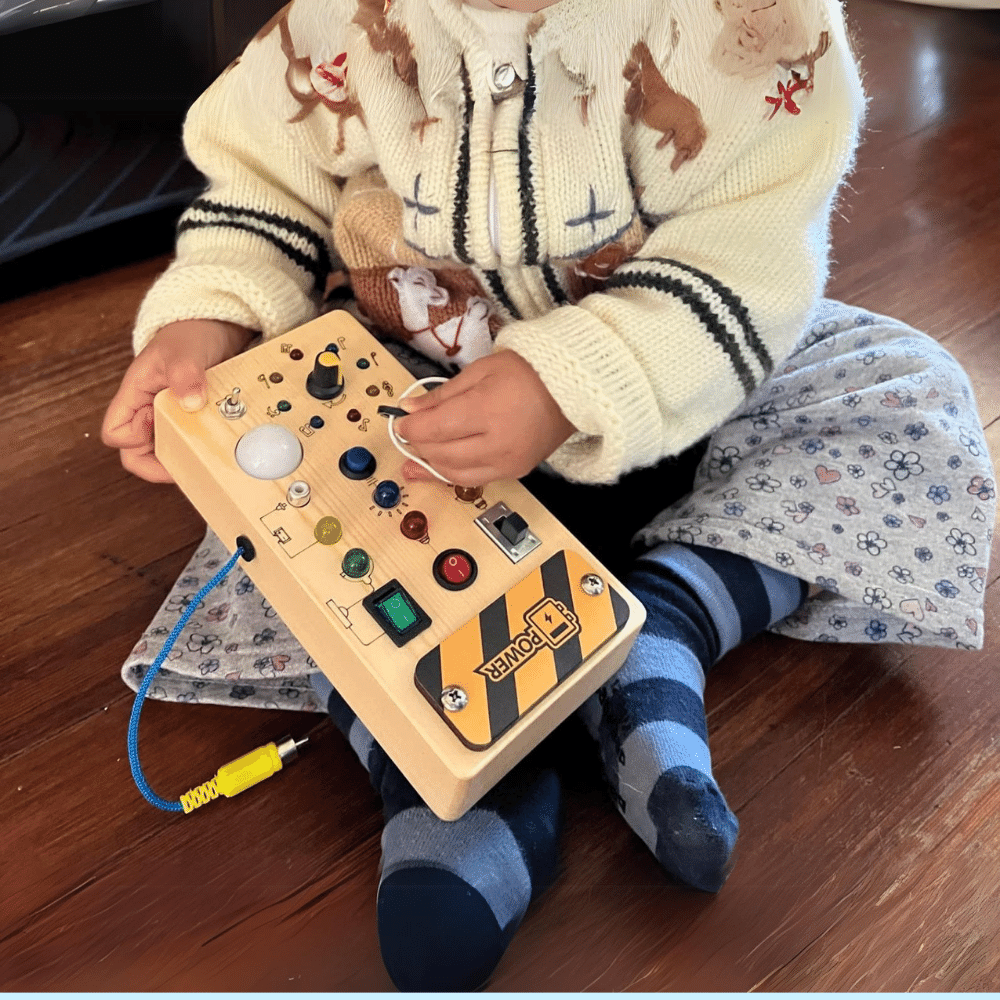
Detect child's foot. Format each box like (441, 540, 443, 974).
(312, 675, 561, 991)
(578, 543, 806, 892)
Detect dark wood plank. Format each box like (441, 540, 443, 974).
(1, 0, 998, 990)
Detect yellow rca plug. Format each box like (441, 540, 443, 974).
(180, 735, 307, 814)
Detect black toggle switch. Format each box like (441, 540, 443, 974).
(306, 349, 345, 400)
(497, 511, 529, 545)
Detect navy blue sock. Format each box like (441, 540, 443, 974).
(311, 675, 560, 991)
(577, 543, 806, 892)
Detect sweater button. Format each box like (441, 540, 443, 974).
(493, 63, 516, 90)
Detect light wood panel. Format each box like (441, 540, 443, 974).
(152, 311, 644, 818)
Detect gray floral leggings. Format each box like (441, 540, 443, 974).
(122, 300, 996, 709)
(637, 299, 995, 650)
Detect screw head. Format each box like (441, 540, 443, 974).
(441, 686, 468, 712)
(580, 573, 605, 596)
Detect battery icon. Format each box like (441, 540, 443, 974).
(525, 598, 580, 649)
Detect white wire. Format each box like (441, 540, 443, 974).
(386, 377, 453, 485)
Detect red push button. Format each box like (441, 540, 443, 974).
(433, 549, 478, 591)
(440, 553, 471, 584)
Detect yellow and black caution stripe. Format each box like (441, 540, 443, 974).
(415, 550, 630, 750)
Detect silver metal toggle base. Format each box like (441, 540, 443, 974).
(474, 501, 541, 564)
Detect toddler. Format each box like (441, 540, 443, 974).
(102, 0, 995, 990)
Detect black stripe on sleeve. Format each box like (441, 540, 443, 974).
(187, 197, 332, 273)
(648, 256, 772, 373)
(604, 269, 757, 395)
(176, 218, 329, 293)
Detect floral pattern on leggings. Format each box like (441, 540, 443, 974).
(121, 540, 324, 710)
(635, 300, 996, 650)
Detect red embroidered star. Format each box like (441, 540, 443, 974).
(765, 72, 813, 120)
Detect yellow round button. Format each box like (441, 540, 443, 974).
(314, 516, 343, 544)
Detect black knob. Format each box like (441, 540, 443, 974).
(306, 349, 344, 400)
(498, 512, 529, 545)
(339, 446, 377, 480)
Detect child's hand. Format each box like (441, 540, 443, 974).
(395, 350, 576, 487)
(101, 319, 254, 483)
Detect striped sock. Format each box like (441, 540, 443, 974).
(577, 542, 806, 892)
(310, 673, 560, 991)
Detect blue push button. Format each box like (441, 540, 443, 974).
(373, 480, 401, 509)
(339, 446, 377, 480)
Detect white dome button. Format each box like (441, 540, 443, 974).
(235, 424, 303, 480)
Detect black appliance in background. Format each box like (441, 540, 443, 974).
(0, 0, 286, 297)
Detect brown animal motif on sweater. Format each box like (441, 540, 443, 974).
(567, 215, 647, 296)
(780, 31, 831, 79)
(411, 115, 442, 142)
(623, 41, 707, 171)
(711, 0, 827, 80)
(554, 57, 596, 127)
(350, 265, 499, 369)
(261, 11, 365, 153)
(388, 267, 494, 366)
(353, 0, 419, 91)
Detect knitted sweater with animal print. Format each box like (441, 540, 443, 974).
(133, 0, 866, 483)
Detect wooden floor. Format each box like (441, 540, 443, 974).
(2, 0, 999, 990)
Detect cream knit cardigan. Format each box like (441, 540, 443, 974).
(133, 0, 866, 484)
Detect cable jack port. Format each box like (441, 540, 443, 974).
(236, 535, 256, 562)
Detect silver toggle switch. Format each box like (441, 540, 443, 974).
(219, 387, 246, 420)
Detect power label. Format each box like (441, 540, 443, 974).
(474, 598, 580, 683)
(415, 550, 631, 750)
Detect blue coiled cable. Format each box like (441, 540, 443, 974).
(127, 546, 245, 811)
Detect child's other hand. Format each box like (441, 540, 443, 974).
(395, 350, 576, 487)
(101, 319, 254, 483)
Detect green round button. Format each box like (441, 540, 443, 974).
(342, 547, 372, 579)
